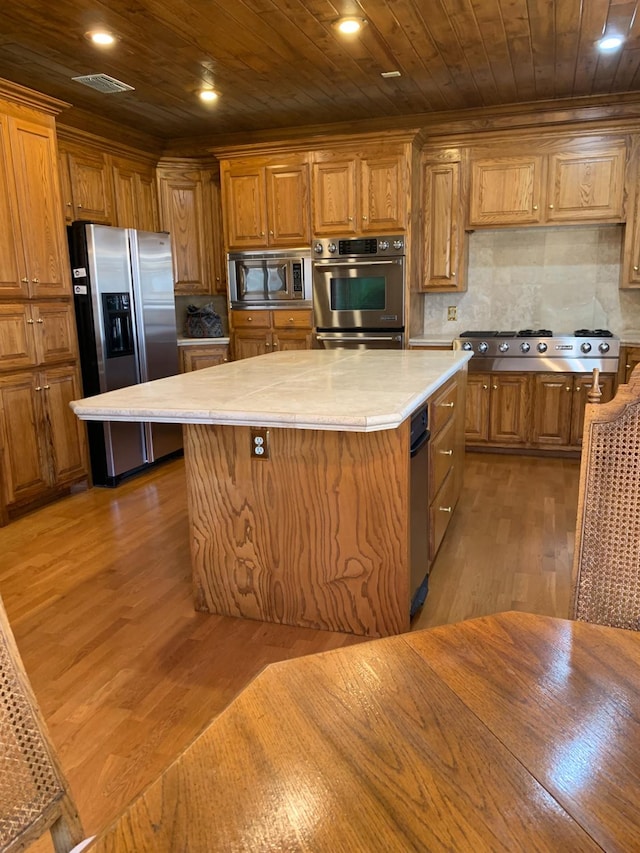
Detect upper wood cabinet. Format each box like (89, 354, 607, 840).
(220, 156, 310, 249)
(312, 146, 408, 235)
(157, 163, 211, 294)
(58, 142, 114, 224)
(112, 156, 159, 231)
(421, 154, 466, 292)
(469, 140, 626, 227)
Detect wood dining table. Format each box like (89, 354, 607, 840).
(85, 611, 640, 852)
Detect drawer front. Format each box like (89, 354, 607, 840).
(272, 310, 313, 329)
(430, 376, 458, 435)
(231, 311, 271, 329)
(429, 467, 457, 561)
(430, 416, 456, 501)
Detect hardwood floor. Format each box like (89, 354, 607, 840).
(0, 451, 580, 849)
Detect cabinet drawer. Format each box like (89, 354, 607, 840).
(272, 310, 313, 329)
(430, 376, 458, 435)
(231, 311, 271, 329)
(430, 467, 457, 561)
(430, 417, 456, 501)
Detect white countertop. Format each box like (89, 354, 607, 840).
(71, 350, 472, 432)
(177, 336, 230, 346)
(409, 335, 455, 347)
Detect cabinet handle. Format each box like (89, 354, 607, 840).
(43, 384, 50, 390)
(27, 318, 34, 324)
(548, 204, 554, 209)
(66, 201, 72, 207)
(265, 342, 271, 348)
(439, 449, 453, 456)
(247, 317, 252, 322)
(36, 318, 43, 324)
(482, 384, 488, 390)
(269, 230, 274, 235)
(77, 204, 83, 209)
(533, 204, 538, 210)
(288, 317, 294, 323)
(627, 363, 631, 369)
(566, 386, 572, 391)
(21, 277, 29, 283)
(440, 401, 455, 408)
(35, 386, 42, 391)
(439, 506, 453, 513)
(273, 342, 278, 348)
(452, 271, 456, 276)
(348, 216, 353, 221)
(31, 278, 39, 284)
(635, 266, 640, 272)
(362, 215, 368, 220)
(492, 384, 498, 390)
(260, 231, 265, 236)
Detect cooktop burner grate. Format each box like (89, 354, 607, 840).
(574, 328, 613, 337)
(518, 329, 553, 337)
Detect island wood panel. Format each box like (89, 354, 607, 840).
(184, 421, 411, 637)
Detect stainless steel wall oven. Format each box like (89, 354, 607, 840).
(312, 236, 405, 349)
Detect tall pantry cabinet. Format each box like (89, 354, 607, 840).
(0, 82, 87, 525)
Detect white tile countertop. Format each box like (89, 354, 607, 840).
(71, 349, 472, 432)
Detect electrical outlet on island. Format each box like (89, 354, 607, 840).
(447, 306, 457, 321)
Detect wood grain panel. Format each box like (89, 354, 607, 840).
(184, 422, 411, 637)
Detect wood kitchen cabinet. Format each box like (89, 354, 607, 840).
(220, 155, 310, 250)
(230, 310, 313, 360)
(465, 372, 530, 446)
(112, 155, 159, 231)
(312, 145, 408, 235)
(58, 140, 114, 224)
(180, 342, 230, 372)
(421, 155, 466, 291)
(157, 160, 219, 295)
(469, 140, 626, 227)
(0, 366, 86, 510)
(532, 372, 615, 448)
(428, 372, 465, 561)
(0, 302, 77, 371)
(618, 345, 640, 383)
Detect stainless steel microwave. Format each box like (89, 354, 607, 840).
(228, 250, 312, 306)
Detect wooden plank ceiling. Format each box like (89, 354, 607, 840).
(1, 0, 640, 142)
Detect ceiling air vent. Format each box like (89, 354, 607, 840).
(71, 74, 135, 94)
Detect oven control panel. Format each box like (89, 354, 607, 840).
(313, 236, 404, 257)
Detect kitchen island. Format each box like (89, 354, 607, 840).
(71, 350, 471, 637)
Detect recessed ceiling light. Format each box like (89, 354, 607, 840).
(86, 31, 116, 46)
(598, 35, 624, 52)
(199, 89, 218, 103)
(334, 17, 367, 34)
(381, 70, 402, 78)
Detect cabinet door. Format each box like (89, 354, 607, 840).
(272, 329, 313, 352)
(232, 330, 271, 360)
(266, 164, 310, 246)
(0, 372, 48, 505)
(41, 366, 87, 485)
(66, 149, 113, 223)
(469, 156, 544, 226)
(620, 346, 640, 383)
(9, 117, 70, 298)
(422, 160, 463, 291)
(136, 171, 160, 232)
(111, 161, 137, 228)
(0, 115, 28, 297)
(158, 172, 209, 293)
(0, 304, 38, 371)
(312, 159, 357, 235)
(360, 154, 406, 232)
(112, 160, 159, 231)
(489, 373, 529, 444)
(207, 171, 227, 294)
(547, 148, 625, 223)
(532, 373, 573, 446)
(181, 344, 230, 372)
(271, 310, 313, 353)
(31, 302, 78, 364)
(223, 165, 268, 249)
(464, 373, 490, 442)
(570, 372, 616, 447)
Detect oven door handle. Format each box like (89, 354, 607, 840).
(313, 259, 404, 267)
(316, 334, 402, 342)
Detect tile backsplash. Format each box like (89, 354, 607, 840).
(423, 225, 640, 339)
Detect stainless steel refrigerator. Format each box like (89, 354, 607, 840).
(68, 223, 183, 486)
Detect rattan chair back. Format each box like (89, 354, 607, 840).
(0, 593, 84, 853)
(571, 365, 640, 630)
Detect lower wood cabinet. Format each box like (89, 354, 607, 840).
(618, 345, 640, 384)
(180, 342, 230, 372)
(428, 372, 465, 561)
(465, 370, 615, 452)
(0, 366, 87, 514)
(230, 310, 313, 360)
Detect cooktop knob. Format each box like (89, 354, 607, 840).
(327, 242, 337, 253)
(581, 342, 592, 353)
(537, 342, 548, 353)
(498, 342, 509, 353)
(599, 341, 610, 353)
(477, 341, 489, 354)
(379, 240, 390, 251)
(314, 242, 324, 253)
(462, 341, 473, 351)
(520, 342, 531, 353)
(392, 239, 404, 250)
